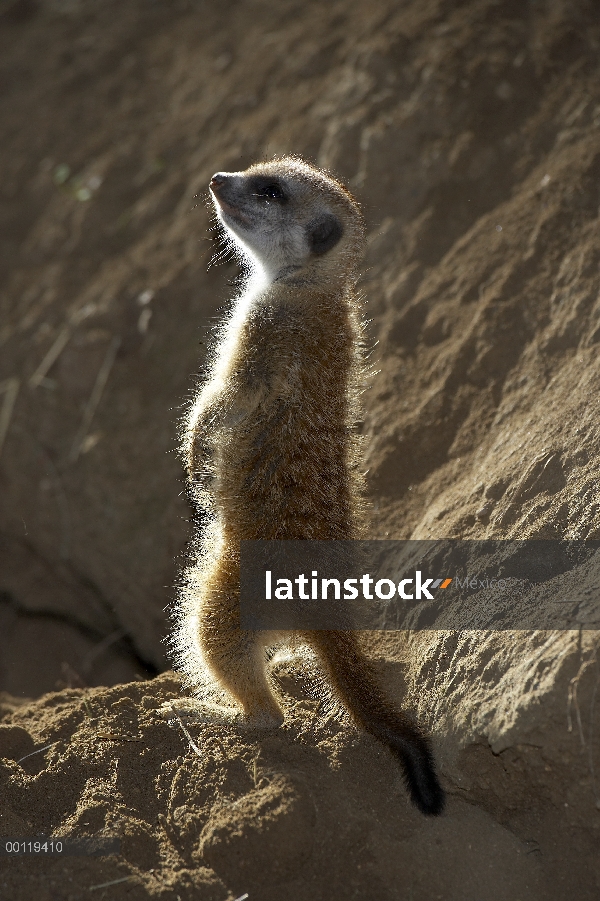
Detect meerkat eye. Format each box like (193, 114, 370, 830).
(262, 183, 284, 199)
(252, 178, 287, 202)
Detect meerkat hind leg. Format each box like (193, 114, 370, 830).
(165, 629, 284, 731)
(205, 629, 285, 728)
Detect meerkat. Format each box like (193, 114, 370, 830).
(169, 156, 444, 816)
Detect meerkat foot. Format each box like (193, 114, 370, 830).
(160, 698, 283, 731)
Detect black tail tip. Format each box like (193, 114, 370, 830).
(400, 748, 446, 816)
(409, 775, 445, 816)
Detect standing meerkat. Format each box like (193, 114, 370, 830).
(170, 156, 444, 816)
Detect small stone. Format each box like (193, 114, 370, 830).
(476, 501, 494, 523)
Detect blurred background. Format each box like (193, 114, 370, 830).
(1, 0, 599, 696)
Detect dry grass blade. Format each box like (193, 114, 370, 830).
(88, 875, 135, 892)
(171, 709, 203, 758)
(29, 325, 72, 388)
(16, 742, 56, 764)
(96, 732, 143, 742)
(0, 377, 19, 458)
(69, 335, 121, 462)
(81, 628, 127, 676)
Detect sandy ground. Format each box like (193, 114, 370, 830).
(1, 0, 600, 897)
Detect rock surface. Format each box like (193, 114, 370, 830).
(0, 0, 599, 898)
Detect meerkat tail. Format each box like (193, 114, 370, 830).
(308, 630, 445, 816)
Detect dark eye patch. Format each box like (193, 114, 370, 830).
(307, 213, 343, 255)
(250, 176, 288, 202)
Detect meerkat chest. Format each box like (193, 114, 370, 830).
(200, 290, 353, 451)
(219, 301, 304, 403)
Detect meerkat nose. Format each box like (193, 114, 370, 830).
(210, 172, 228, 191)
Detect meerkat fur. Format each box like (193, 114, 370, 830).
(169, 156, 444, 816)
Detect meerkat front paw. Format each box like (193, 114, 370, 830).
(160, 698, 283, 731)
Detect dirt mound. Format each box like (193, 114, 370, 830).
(0, 672, 554, 901)
(1, 0, 600, 897)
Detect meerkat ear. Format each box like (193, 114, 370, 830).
(307, 213, 343, 255)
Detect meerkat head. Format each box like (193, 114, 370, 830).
(208, 156, 364, 284)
